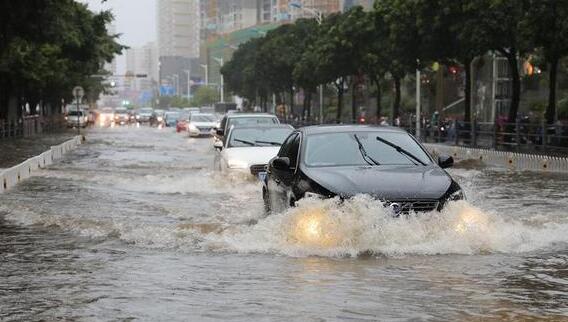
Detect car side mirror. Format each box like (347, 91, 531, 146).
(271, 157, 291, 171)
(216, 128, 224, 136)
(438, 155, 454, 169)
(213, 140, 223, 150)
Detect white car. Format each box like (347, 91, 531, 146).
(66, 110, 88, 128)
(188, 113, 218, 137)
(214, 125, 294, 177)
(215, 113, 280, 142)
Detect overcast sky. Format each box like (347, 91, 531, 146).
(80, 0, 157, 73)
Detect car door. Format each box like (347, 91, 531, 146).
(268, 132, 300, 212)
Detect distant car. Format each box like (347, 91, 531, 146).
(98, 107, 115, 127)
(164, 111, 180, 127)
(176, 111, 191, 133)
(137, 107, 154, 124)
(114, 108, 130, 125)
(154, 109, 166, 126)
(214, 125, 294, 177)
(66, 110, 88, 128)
(188, 113, 218, 137)
(261, 125, 464, 215)
(215, 113, 280, 144)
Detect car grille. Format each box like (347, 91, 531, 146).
(384, 199, 440, 214)
(197, 127, 212, 132)
(250, 164, 267, 176)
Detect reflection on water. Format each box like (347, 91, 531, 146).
(0, 126, 567, 321)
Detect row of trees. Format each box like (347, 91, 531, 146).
(221, 0, 568, 124)
(0, 0, 125, 120)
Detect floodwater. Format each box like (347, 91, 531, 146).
(1, 127, 567, 321)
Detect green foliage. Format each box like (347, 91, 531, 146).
(191, 86, 219, 106)
(0, 1, 125, 118)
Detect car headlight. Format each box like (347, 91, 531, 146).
(136, 115, 140, 119)
(227, 160, 248, 169)
(157, 116, 163, 122)
(188, 123, 198, 131)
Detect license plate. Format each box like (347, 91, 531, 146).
(257, 172, 267, 182)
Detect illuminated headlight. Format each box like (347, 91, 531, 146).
(227, 160, 248, 169)
(305, 192, 325, 199)
(64, 116, 68, 120)
(136, 115, 140, 120)
(448, 189, 465, 201)
(157, 116, 163, 122)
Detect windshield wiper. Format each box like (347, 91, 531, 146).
(375, 136, 426, 166)
(234, 138, 256, 146)
(255, 140, 281, 146)
(353, 134, 381, 166)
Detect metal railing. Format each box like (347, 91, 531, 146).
(405, 119, 568, 157)
(0, 115, 65, 140)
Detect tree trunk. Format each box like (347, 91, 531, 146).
(351, 81, 357, 123)
(289, 88, 294, 118)
(503, 51, 521, 123)
(546, 57, 559, 124)
(335, 80, 344, 124)
(373, 77, 382, 124)
(393, 76, 401, 120)
(464, 58, 472, 123)
(302, 93, 308, 120)
(306, 92, 312, 120)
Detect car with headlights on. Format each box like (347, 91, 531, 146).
(137, 107, 154, 124)
(261, 125, 464, 215)
(214, 124, 294, 177)
(114, 108, 131, 125)
(65, 110, 88, 128)
(188, 113, 218, 137)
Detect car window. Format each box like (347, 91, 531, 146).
(278, 132, 300, 168)
(226, 117, 278, 131)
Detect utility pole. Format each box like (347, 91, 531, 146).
(184, 69, 191, 101)
(213, 57, 224, 103)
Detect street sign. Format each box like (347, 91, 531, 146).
(73, 86, 85, 99)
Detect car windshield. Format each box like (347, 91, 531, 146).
(140, 108, 153, 114)
(227, 117, 278, 128)
(68, 111, 84, 116)
(191, 114, 216, 122)
(165, 112, 179, 120)
(115, 109, 128, 115)
(304, 131, 432, 167)
(178, 112, 190, 121)
(228, 127, 292, 148)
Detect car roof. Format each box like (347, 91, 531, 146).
(225, 113, 277, 119)
(299, 125, 408, 135)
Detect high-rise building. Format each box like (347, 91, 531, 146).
(157, 0, 200, 59)
(104, 24, 118, 75)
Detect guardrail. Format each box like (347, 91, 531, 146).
(425, 143, 568, 173)
(0, 135, 82, 193)
(1, 115, 66, 139)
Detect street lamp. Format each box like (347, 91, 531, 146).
(213, 57, 224, 103)
(289, 1, 323, 123)
(200, 64, 208, 86)
(184, 69, 191, 101)
(172, 74, 180, 97)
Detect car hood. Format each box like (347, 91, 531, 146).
(225, 147, 281, 167)
(303, 165, 451, 200)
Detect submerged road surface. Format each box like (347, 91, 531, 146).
(1, 127, 567, 321)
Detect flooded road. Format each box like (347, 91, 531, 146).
(1, 127, 567, 321)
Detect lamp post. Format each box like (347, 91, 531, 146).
(200, 64, 208, 86)
(184, 69, 191, 101)
(173, 74, 179, 97)
(289, 2, 323, 123)
(213, 57, 224, 103)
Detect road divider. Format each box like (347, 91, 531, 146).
(425, 144, 568, 173)
(0, 135, 83, 193)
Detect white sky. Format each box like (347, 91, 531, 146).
(80, 0, 157, 73)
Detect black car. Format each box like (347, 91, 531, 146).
(261, 125, 464, 215)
